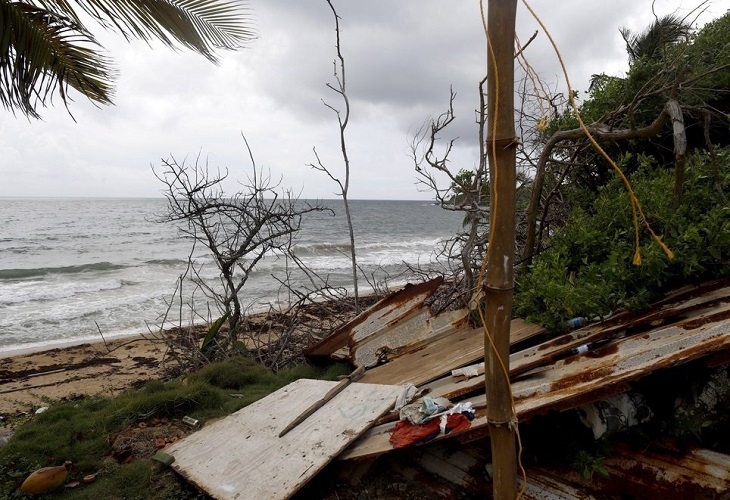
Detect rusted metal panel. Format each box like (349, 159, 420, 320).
(514, 305, 730, 418)
(511, 282, 730, 379)
(553, 444, 730, 499)
(519, 470, 598, 500)
(340, 297, 730, 460)
(418, 285, 730, 403)
(304, 277, 444, 360)
(604, 445, 730, 498)
(358, 319, 544, 387)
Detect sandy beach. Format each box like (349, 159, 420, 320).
(0, 297, 365, 417)
(0, 335, 170, 416)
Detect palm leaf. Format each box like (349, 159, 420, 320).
(1, 0, 254, 118)
(621, 14, 691, 63)
(0, 1, 114, 118)
(70, 0, 255, 62)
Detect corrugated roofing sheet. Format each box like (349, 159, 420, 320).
(304, 277, 451, 366)
(340, 280, 730, 460)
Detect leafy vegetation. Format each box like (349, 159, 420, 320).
(515, 147, 730, 331)
(0, 358, 350, 498)
(571, 450, 610, 481)
(516, 11, 730, 331)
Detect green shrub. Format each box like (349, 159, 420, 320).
(515, 147, 730, 331)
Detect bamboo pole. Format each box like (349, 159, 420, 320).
(483, 1, 518, 498)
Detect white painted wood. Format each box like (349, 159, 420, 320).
(166, 379, 402, 500)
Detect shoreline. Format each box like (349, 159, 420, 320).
(0, 292, 380, 417)
(0, 332, 171, 416)
(0, 330, 154, 360)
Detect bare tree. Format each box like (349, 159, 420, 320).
(411, 84, 492, 300)
(309, 0, 361, 312)
(154, 137, 326, 360)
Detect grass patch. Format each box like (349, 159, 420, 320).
(0, 358, 351, 498)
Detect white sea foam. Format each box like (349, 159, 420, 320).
(0, 278, 124, 305)
(0, 198, 464, 351)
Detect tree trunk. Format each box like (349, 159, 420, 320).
(522, 105, 674, 263)
(666, 99, 687, 210)
(342, 193, 360, 312)
(484, 1, 518, 498)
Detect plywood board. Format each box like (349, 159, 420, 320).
(166, 379, 402, 499)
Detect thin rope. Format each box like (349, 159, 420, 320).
(520, 0, 674, 264)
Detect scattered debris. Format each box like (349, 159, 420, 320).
(167, 278, 730, 497)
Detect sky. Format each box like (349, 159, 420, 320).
(1, 0, 728, 200)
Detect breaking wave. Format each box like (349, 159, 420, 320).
(0, 262, 126, 280)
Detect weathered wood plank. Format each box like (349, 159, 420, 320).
(166, 379, 402, 499)
(304, 278, 444, 359)
(359, 319, 544, 387)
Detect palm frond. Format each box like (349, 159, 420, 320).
(0, 0, 254, 118)
(621, 14, 691, 64)
(71, 0, 256, 62)
(0, 1, 114, 118)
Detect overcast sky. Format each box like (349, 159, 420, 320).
(1, 0, 728, 200)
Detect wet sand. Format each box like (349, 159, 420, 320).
(0, 334, 170, 415)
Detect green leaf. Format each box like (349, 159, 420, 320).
(201, 312, 230, 353)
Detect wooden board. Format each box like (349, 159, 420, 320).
(305, 278, 444, 359)
(166, 379, 402, 499)
(359, 319, 544, 386)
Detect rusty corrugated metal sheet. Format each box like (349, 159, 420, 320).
(520, 471, 598, 500)
(339, 284, 730, 460)
(418, 281, 730, 403)
(514, 301, 730, 418)
(304, 277, 474, 368)
(602, 445, 730, 498)
(553, 444, 730, 499)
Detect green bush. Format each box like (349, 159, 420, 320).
(515, 147, 730, 331)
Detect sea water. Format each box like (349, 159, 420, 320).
(0, 198, 463, 354)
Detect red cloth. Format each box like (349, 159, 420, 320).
(389, 414, 472, 449)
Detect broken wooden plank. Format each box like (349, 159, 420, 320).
(166, 379, 402, 499)
(278, 366, 366, 437)
(358, 319, 544, 387)
(405, 440, 491, 494)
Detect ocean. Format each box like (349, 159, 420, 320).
(0, 198, 463, 354)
